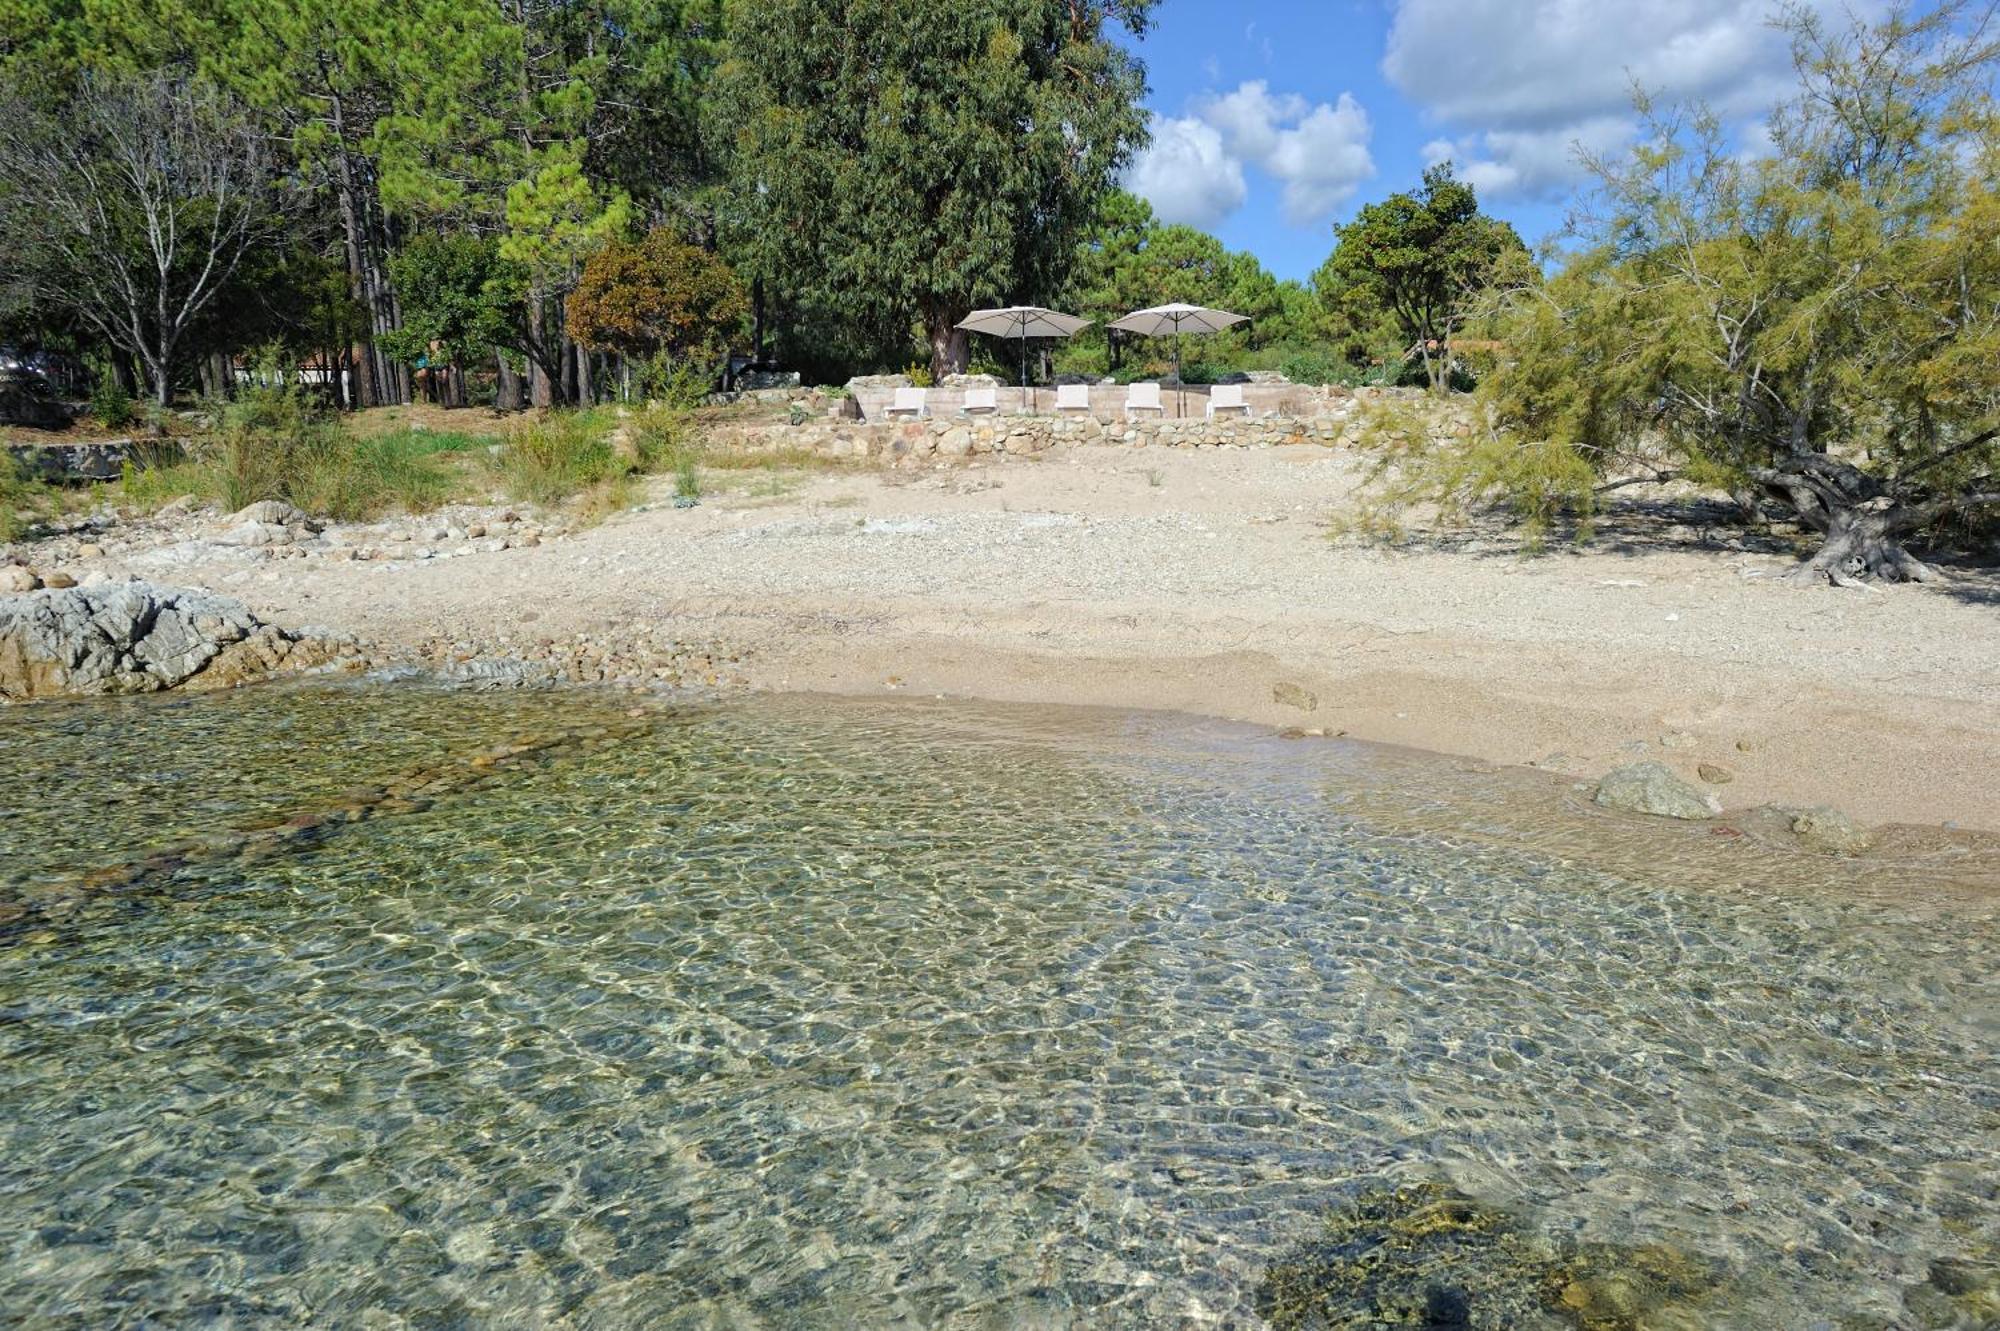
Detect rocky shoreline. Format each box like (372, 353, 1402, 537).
(0, 580, 359, 700)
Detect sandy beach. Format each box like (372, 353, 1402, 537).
(71, 440, 1993, 833)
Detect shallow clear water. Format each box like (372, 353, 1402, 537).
(1, 685, 1995, 1328)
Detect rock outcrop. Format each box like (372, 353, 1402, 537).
(1593, 762, 1722, 820)
(0, 581, 350, 700)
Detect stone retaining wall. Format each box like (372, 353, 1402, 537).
(7, 439, 133, 481)
(709, 387, 1476, 461)
(845, 378, 1335, 423)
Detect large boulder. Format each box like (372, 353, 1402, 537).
(0, 581, 347, 700)
(1593, 761, 1722, 820)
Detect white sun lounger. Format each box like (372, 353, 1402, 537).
(885, 386, 929, 419)
(962, 386, 998, 415)
(1206, 383, 1250, 418)
(1055, 384, 1092, 414)
(1125, 382, 1164, 419)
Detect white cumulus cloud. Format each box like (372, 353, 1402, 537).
(1124, 115, 1247, 230)
(1125, 81, 1375, 230)
(1383, 0, 1855, 199)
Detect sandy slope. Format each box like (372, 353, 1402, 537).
(119, 443, 2000, 830)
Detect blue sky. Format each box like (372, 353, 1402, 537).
(1119, 0, 1846, 281)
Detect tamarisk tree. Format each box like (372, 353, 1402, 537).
(1457, 3, 2000, 584)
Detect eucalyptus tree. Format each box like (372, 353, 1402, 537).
(0, 75, 285, 416)
(719, 0, 1158, 381)
(1454, 1, 2000, 584)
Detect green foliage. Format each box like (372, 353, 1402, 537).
(1276, 348, 1345, 387)
(200, 377, 345, 511)
(1351, 3, 2000, 579)
(90, 377, 135, 430)
(381, 234, 521, 371)
(0, 453, 49, 542)
(1060, 191, 1314, 377)
(1315, 163, 1531, 392)
(121, 381, 498, 518)
(491, 408, 685, 507)
(673, 452, 701, 501)
(292, 429, 488, 518)
(718, 0, 1158, 380)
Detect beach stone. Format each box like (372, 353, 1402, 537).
(1788, 805, 1873, 855)
(214, 520, 294, 548)
(0, 566, 38, 593)
(438, 657, 556, 691)
(0, 580, 345, 700)
(228, 500, 311, 528)
(77, 543, 105, 559)
(1697, 762, 1735, 785)
(40, 570, 77, 589)
(1271, 681, 1319, 712)
(1593, 762, 1720, 820)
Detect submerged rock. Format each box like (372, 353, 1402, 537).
(1255, 1180, 1723, 1330)
(1593, 762, 1721, 820)
(0, 581, 348, 700)
(436, 657, 557, 691)
(1785, 805, 1873, 856)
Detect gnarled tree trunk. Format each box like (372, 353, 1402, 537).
(1755, 453, 1997, 585)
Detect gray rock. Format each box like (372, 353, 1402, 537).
(0, 581, 341, 700)
(229, 500, 311, 528)
(437, 657, 556, 691)
(1593, 762, 1721, 820)
(1786, 806, 1873, 856)
(213, 520, 295, 548)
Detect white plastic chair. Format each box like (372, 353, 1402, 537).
(1124, 382, 1164, 420)
(885, 386, 928, 419)
(1207, 383, 1250, 419)
(1054, 384, 1092, 414)
(961, 386, 998, 415)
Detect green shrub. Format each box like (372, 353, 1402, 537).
(193, 379, 344, 512)
(1, 453, 42, 542)
(1278, 349, 1344, 386)
(120, 386, 501, 521)
(90, 377, 135, 430)
(292, 430, 486, 519)
(673, 452, 701, 501)
(492, 413, 623, 506)
(636, 355, 722, 409)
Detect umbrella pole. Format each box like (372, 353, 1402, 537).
(1174, 330, 1183, 419)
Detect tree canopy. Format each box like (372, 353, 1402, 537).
(716, 0, 1159, 381)
(1379, 1, 2000, 583)
(1315, 164, 1531, 392)
(567, 228, 746, 368)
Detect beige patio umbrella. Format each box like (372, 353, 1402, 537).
(1107, 303, 1249, 416)
(957, 306, 1093, 409)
